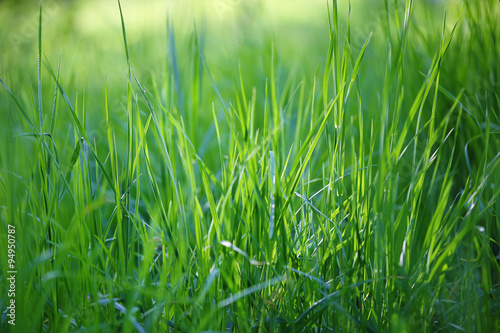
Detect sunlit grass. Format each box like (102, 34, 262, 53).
(1, 0, 499, 332)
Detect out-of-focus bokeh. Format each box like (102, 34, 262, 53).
(1, 0, 464, 128)
(0, 0, 496, 177)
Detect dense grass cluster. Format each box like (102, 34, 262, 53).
(1, 0, 499, 331)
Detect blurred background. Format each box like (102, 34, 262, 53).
(0, 0, 497, 182)
(0, 0, 466, 125)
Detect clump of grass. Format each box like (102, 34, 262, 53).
(1, 0, 499, 332)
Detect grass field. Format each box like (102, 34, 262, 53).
(1, 0, 499, 331)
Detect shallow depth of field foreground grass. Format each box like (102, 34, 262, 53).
(1, 0, 499, 331)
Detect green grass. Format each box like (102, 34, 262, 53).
(1, 0, 499, 331)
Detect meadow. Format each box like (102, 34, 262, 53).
(0, 0, 499, 331)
